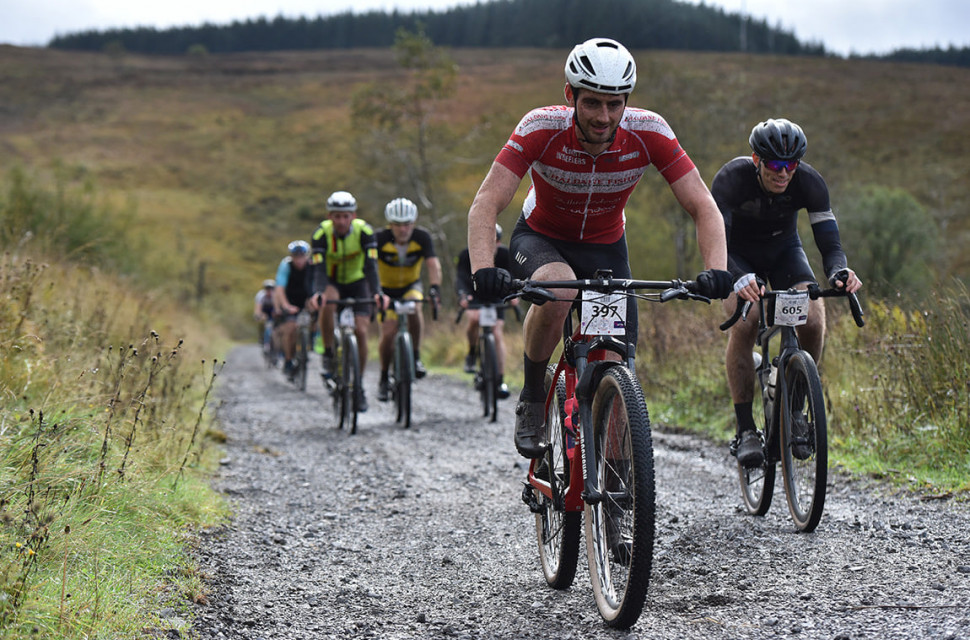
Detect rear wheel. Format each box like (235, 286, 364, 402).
(394, 331, 414, 429)
(479, 333, 498, 422)
(738, 372, 775, 516)
(534, 365, 580, 590)
(780, 351, 827, 532)
(585, 366, 654, 629)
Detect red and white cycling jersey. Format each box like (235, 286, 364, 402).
(496, 105, 695, 243)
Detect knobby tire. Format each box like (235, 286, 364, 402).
(479, 333, 498, 422)
(585, 366, 654, 629)
(535, 365, 581, 590)
(395, 331, 414, 429)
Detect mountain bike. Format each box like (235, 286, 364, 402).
(323, 299, 374, 435)
(456, 302, 520, 422)
(387, 297, 438, 429)
(720, 276, 864, 532)
(515, 270, 710, 629)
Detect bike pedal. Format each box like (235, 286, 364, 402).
(521, 483, 544, 513)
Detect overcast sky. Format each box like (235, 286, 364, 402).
(3, 0, 969, 56)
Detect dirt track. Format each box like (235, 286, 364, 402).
(188, 344, 970, 639)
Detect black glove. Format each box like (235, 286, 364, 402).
(428, 284, 442, 303)
(472, 267, 512, 302)
(828, 268, 850, 289)
(694, 269, 734, 299)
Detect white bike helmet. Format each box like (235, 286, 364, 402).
(384, 197, 418, 224)
(287, 240, 310, 255)
(326, 191, 357, 212)
(564, 38, 637, 95)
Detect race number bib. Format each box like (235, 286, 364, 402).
(580, 291, 626, 336)
(479, 305, 498, 328)
(338, 307, 355, 327)
(773, 291, 810, 326)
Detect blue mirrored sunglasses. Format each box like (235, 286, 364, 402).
(763, 159, 799, 173)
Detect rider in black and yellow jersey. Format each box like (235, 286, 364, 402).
(374, 197, 442, 401)
(307, 191, 387, 412)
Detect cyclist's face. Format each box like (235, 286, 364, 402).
(389, 221, 414, 244)
(329, 210, 356, 235)
(290, 253, 309, 268)
(567, 86, 627, 149)
(754, 153, 797, 194)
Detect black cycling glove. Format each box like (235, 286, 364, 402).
(695, 269, 734, 299)
(428, 284, 442, 302)
(472, 267, 512, 302)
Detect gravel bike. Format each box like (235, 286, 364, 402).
(456, 302, 520, 422)
(515, 270, 710, 629)
(323, 299, 374, 435)
(720, 276, 864, 532)
(387, 297, 437, 429)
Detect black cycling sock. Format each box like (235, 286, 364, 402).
(734, 402, 757, 435)
(520, 354, 549, 402)
(380, 370, 389, 382)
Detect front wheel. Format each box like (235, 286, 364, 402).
(343, 333, 361, 435)
(585, 366, 654, 629)
(780, 351, 827, 532)
(394, 331, 414, 429)
(297, 326, 309, 392)
(479, 332, 498, 422)
(535, 365, 580, 590)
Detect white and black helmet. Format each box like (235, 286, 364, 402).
(384, 197, 418, 224)
(326, 191, 357, 212)
(564, 38, 637, 95)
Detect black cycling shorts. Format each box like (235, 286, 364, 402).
(332, 279, 374, 317)
(508, 216, 637, 343)
(731, 234, 817, 290)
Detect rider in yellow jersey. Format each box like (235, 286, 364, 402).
(374, 197, 442, 401)
(307, 191, 388, 412)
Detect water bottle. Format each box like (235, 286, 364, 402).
(767, 363, 778, 401)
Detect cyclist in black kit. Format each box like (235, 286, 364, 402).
(455, 224, 517, 399)
(712, 118, 863, 468)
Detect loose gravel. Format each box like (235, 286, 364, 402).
(188, 344, 970, 639)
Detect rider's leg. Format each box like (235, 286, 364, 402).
(280, 319, 297, 361)
(723, 293, 760, 434)
(354, 314, 369, 375)
(797, 293, 826, 365)
(520, 261, 576, 402)
(378, 314, 395, 376)
(320, 286, 338, 352)
(494, 319, 506, 376)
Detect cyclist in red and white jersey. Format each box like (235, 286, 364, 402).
(467, 37, 732, 458)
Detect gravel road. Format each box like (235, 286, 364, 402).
(188, 344, 970, 639)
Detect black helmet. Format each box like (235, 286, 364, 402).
(748, 118, 807, 161)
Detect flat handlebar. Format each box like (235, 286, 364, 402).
(508, 276, 710, 306)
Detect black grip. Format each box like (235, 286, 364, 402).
(849, 292, 865, 327)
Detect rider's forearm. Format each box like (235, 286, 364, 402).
(468, 162, 519, 272)
(426, 257, 443, 287)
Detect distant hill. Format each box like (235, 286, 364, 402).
(48, 0, 823, 57)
